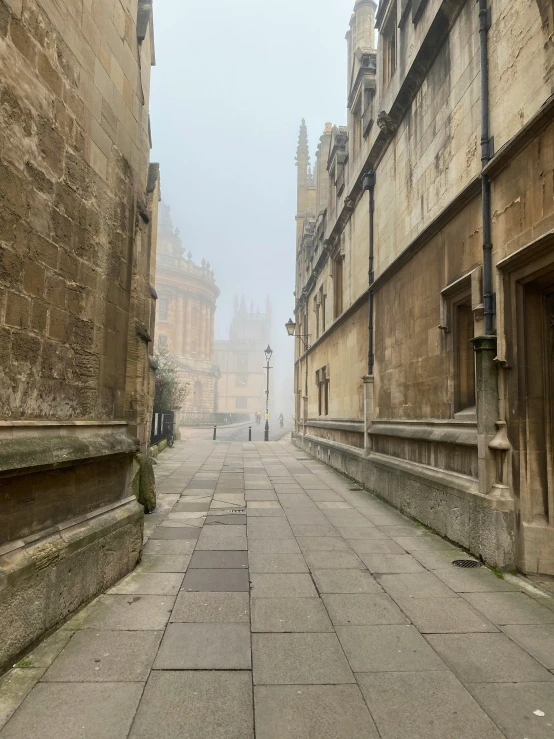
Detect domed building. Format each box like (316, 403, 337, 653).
(154, 203, 220, 422)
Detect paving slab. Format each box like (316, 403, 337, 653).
(205, 514, 246, 525)
(377, 572, 458, 600)
(250, 574, 317, 598)
(196, 526, 247, 550)
(296, 536, 353, 552)
(433, 567, 518, 592)
(247, 538, 302, 554)
(467, 682, 554, 739)
(322, 593, 410, 626)
(359, 553, 425, 574)
(247, 501, 282, 509)
(43, 630, 162, 682)
(392, 536, 459, 552)
(149, 526, 200, 540)
(501, 623, 554, 668)
(291, 524, 340, 537)
(337, 625, 447, 672)
(411, 549, 479, 570)
(254, 685, 378, 739)
(395, 596, 498, 633)
(312, 569, 383, 594)
(171, 591, 250, 623)
(81, 595, 175, 631)
(0, 682, 143, 739)
(358, 671, 505, 739)
(128, 671, 253, 739)
(347, 538, 405, 554)
(182, 568, 250, 592)
(306, 490, 347, 501)
(246, 509, 286, 517)
(108, 572, 184, 596)
(335, 526, 389, 539)
(142, 539, 197, 555)
(426, 632, 554, 682)
(248, 553, 308, 574)
(154, 623, 251, 669)
(303, 551, 365, 570)
(251, 597, 333, 633)
(0, 669, 45, 731)
(173, 502, 211, 512)
(252, 633, 354, 685)
(189, 550, 248, 569)
(462, 591, 554, 624)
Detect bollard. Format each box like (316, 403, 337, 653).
(249, 426, 252, 441)
(213, 425, 217, 440)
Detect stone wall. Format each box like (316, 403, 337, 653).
(0, 0, 159, 669)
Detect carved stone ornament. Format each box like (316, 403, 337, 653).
(377, 110, 397, 137)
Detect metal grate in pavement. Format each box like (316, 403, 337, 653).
(452, 559, 481, 568)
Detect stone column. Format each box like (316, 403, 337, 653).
(184, 295, 192, 355)
(175, 295, 184, 355)
(363, 374, 374, 455)
(207, 306, 214, 362)
(204, 306, 211, 360)
(199, 303, 207, 360)
(472, 335, 499, 495)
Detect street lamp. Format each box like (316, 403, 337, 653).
(285, 319, 311, 434)
(264, 344, 273, 442)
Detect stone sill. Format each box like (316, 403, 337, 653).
(370, 419, 477, 446)
(306, 419, 364, 433)
(0, 429, 139, 477)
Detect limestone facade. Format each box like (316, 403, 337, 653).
(154, 203, 220, 423)
(0, 0, 159, 668)
(293, 0, 554, 575)
(215, 298, 272, 420)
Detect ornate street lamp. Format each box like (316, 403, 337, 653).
(285, 318, 311, 434)
(264, 345, 273, 442)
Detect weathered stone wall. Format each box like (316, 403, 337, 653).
(0, 0, 159, 668)
(0, 0, 157, 432)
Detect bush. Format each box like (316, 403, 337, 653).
(153, 349, 190, 411)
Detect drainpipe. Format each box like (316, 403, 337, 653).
(362, 170, 376, 373)
(478, 0, 494, 334)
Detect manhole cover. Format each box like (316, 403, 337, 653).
(230, 509, 245, 514)
(452, 559, 480, 568)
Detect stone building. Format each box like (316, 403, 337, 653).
(215, 297, 272, 421)
(154, 202, 220, 423)
(292, 0, 554, 575)
(0, 0, 159, 668)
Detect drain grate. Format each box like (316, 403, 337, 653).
(230, 509, 245, 514)
(452, 559, 480, 568)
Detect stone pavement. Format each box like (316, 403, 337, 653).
(1, 439, 554, 738)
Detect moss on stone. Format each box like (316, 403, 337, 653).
(135, 454, 156, 513)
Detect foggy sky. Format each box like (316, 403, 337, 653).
(150, 0, 356, 408)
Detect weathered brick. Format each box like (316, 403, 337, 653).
(11, 329, 40, 364)
(5, 291, 29, 327)
(30, 297, 48, 333)
(25, 161, 54, 195)
(37, 117, 64, 177)
(23, 258, 45, 296)
(45, 273, 66, 308)
(69, 314, 94, 349)
(48, 305, 68, 342)
(66, 285, 84, 315)
(0, 1, 10, 38)
(0, 325, 10, 369)
(51, 208, 72, 247)
(30, 232, 58, 268)
(0, 244, 23, 286)
(0, 161, 28, 217)
(59, 249, 78, 280)
(0, 206, 17, 245)
(37, 51, 63, 96)
(9, 18, 36, 65)
(56, 37, 79, 88)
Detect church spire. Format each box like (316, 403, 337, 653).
(296, 118, 310, 167)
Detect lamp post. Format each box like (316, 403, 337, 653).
(285, 319, 310, 435)
(264, 344, 273, 442)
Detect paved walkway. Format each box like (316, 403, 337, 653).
(1, 439, 554, 738)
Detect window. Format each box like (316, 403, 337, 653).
(236, 374, 248, 387)
(320, 286, 326, 334)
(314, 296, 320, 339)
(194, 381, 203, 411)
(333, 256, 343, 319)
(159, 298, 168, 321)
(158, 334, 168, 350)
(382, 3, 397, 88)
(454, 297, 475, 412)
(237, 356, 248, 372)
(236, 397, 247, 409)
(316, 366, 330, 416)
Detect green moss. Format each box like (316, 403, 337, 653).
(490, 566, 504, 579)
(15, 658, 33, 668)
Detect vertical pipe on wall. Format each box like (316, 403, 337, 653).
(478, 0, 494, 335)
(362, 170, 376, 374)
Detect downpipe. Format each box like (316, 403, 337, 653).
(362, 170, 376, 373)
(479, 0, 494, 334)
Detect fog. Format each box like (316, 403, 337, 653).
(150, 0, 355, 411)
